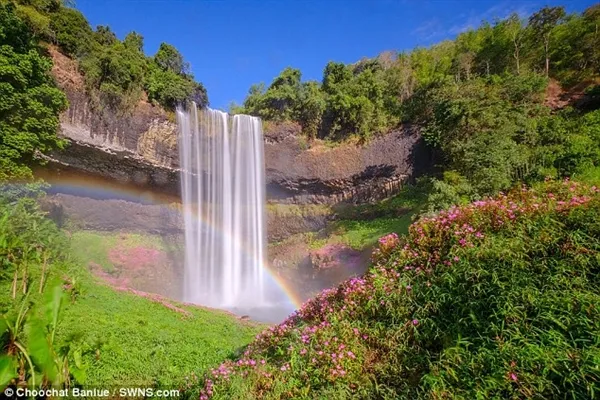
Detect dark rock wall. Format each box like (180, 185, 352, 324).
(48, 46, 428, 206)
(42, 194, 331, 243)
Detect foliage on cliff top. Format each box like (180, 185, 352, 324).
(0, 2, 68, 181)
(237, 5, 600, 141)
(236, 4, 600, 208)
(189, 180, 600, 399)
(7, 0, 208, 112)
(0, 195, 261, 390)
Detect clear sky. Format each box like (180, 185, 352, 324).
(76, 0, 596, 111)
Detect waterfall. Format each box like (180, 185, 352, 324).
(176, 105, 267, 309)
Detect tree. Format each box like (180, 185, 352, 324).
(143, 62, 208, 109)
(49, 6, 92, 56)
(154, 43, 186, 74)
(296, 81, 325, 139)
(528, 6, 566, 76)
(581, 5, 600, 77)
(504, 14, 526, 75)
(383, 52, 415, 102)
(241, 83, 266, 116)
(15, 0, 63, 13)
(454, 29, 483, 81)
(123, 32, 143, 52)
(93, 25, 117, 46)
(80, 38, 147, 111)
(322, 61, 352, 93)
(0, 3, 68, 181)
(261, 67, 302, 121)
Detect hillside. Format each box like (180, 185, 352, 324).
(190, 180, 600, 399)
(235, 4, 600, 211)
(0, 197, 262, 389)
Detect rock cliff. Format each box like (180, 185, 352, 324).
(47, 46, 427, 205)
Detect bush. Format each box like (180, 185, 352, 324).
(426, 171, 475, 212)
(191, 180, 600, 399)
(79, 37, 147, 112)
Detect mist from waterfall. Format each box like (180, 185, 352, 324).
(176, 104, 268, 310)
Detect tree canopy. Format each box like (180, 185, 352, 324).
(236, 4, 600, 144)
(233, 3, 600, 202)
(9, 0, 209, 112)
(0, 2, 68, 181)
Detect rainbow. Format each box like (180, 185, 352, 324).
(15, 171, 305, 312)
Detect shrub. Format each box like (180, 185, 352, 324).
(191, 180, 600, 399)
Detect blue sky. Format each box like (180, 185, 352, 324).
(76, 0, 596, 111)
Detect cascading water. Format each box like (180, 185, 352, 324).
(177, 104, 269, 310)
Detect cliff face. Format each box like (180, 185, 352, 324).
(48, 47, 427, 205)
(49, 46, 179, 166)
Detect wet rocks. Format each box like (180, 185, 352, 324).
(309, 244, 364, 271)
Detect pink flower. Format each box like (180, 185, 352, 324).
(412, 319, 419, 326)
(510, 373, 518, 381)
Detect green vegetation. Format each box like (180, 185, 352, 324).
(0, 2, 68, 181)
(322, 185, 428, 250)
(192, 180, 600, 399)
(0, 196, 261, 390)
(329, 214, 414, 251)
(9, 0, 208, 113)
(238, 5, 599, 143)
(236, 4, 600, 211)
(56, 274, 259, 388)
(68, 230, 174, 273)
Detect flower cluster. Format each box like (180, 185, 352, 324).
(372, 232, 400, 263)
(197, 180, 599, 398)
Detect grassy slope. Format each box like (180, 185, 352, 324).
(68, 230, 179, 273)
(191, 180, 600, 399)
(0, 227, 262, 389)
(56, 277, 261, 388)
(309, 185, 427, 250)
(61, 230, 260, 388)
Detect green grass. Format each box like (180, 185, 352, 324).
(0, 205, 262, 390)
(69, 231, 177, 273)
(330, 213, 415, 250)
(315, 184, 427, 250)
(0, 256, 262, 389)
(266, 203, 332, 217)
(58, 231, 259, 387)
(55, 272, 261, 388)
(573, 165, 600, 185)
(69, 231, 119, 272)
